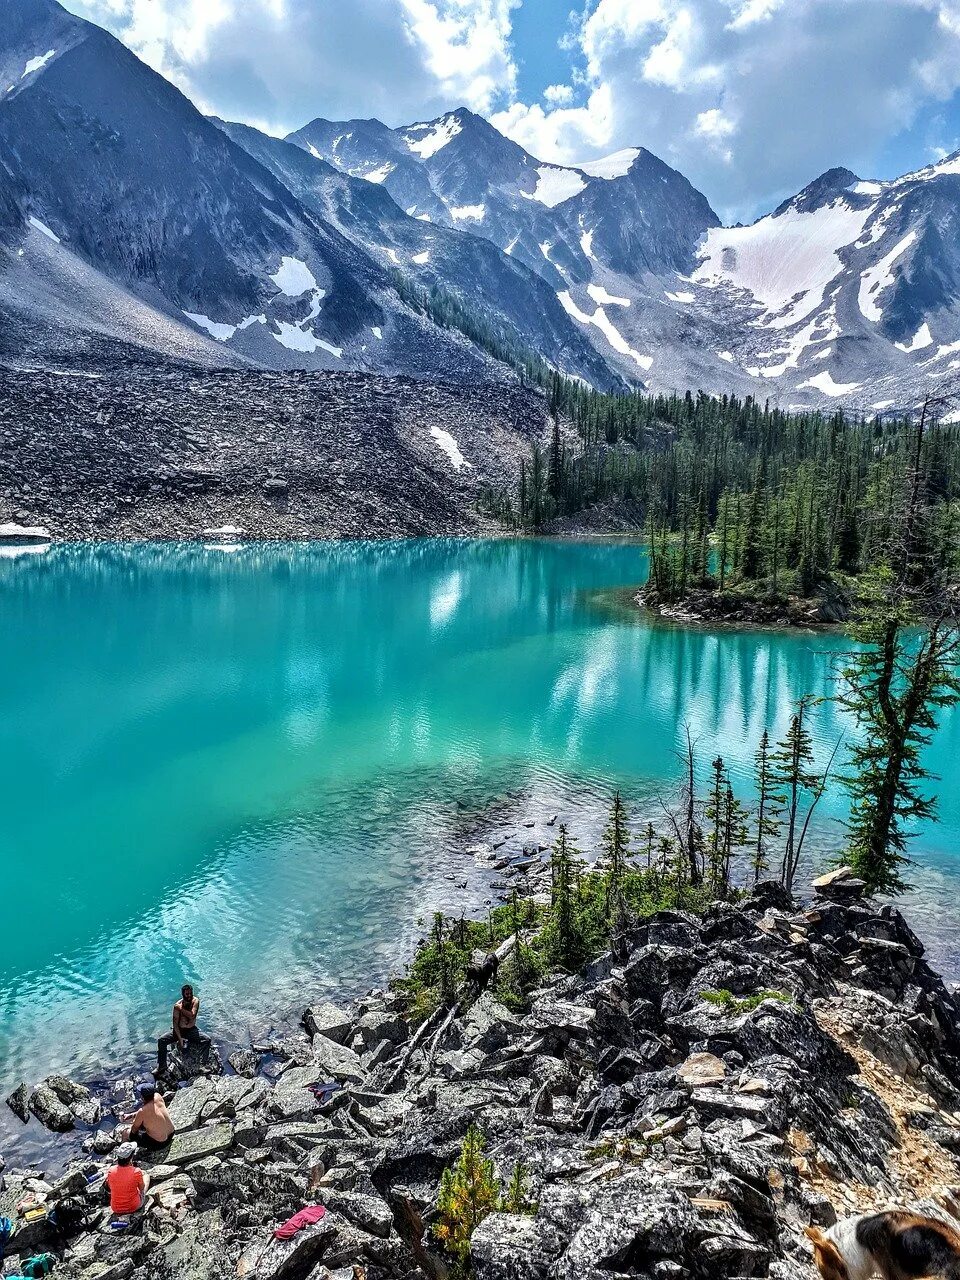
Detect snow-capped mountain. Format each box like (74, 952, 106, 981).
(297, 108, 960, 412)
(290, 110, 720, 383)
(686, 158, 960, 411)
(5, 0, 960, 411)
(0, 0, 614, 384)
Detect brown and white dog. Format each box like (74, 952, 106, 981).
(807, 1211, 960, 1280)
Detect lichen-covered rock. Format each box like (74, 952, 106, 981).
(6, 1081, 29, 1123)
(8, 885, 960, 1280)
(29, 1080, 75, 1131)
(166, 1121, 234, 1165)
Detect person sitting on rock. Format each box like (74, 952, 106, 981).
(124, 1083, 174, 1152)
(106, 1143, 148, 1216)
(156, 983, 211, 1075)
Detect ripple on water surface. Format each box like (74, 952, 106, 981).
(1, 539, 958, 1106)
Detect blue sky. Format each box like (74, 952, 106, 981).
(65, 0, 960, 223)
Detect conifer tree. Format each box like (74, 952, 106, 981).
(602, 790, 632, 944)
(435, 1124, 501, 1268)
(838, 571, 960, 893)
(721, 781, 750, 891)
(773, 698, 820, 893)
(547, 824, 586, 970)
(752, 729, 784, 883)
(706, 755, 729, 895)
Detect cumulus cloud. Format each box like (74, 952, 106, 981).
(64, 0, 519, 133)
(62, 0, 960, 220)
(491, 0, 960, 221)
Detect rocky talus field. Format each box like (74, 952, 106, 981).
(0, 365, 545, 540)
(5, 872, 960, 1279)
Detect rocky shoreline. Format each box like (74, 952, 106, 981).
(4, 865, 960, 1280)
(636, 584, 854, 631)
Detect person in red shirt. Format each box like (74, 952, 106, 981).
(106, 1143, 149, 1215)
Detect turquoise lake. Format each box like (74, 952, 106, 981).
(2, 538, 959, 1116)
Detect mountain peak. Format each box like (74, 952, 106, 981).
(773, 165, 861, 216)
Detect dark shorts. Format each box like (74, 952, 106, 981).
(134, 1130, 172, 1152)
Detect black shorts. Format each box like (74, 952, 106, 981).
(134, 1130, 171, 1153)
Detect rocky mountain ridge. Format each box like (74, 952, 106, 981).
(5, 0, 960, 413)
(0, 0, 611, 387)
(4, 872, 960, 1279)
(296, 106, 960, 414)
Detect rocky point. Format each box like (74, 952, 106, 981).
(4, 873, 960, 1279)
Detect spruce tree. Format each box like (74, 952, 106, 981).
(602, 790, 632, 944)
(773, 698, 820, 893)
(547, 824, 586, 970)
(752, 729, 784, 883)
(838, 571, 960, 893)
(706, 755, 729, 895)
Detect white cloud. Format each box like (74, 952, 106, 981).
(543, 82, 574, 106)
(726, 0, 784, 31)
(65, 0, 518, 131)
(399, 0, 519, 112)
(492, 0, 960, 221)
(59, 0, 960, 220)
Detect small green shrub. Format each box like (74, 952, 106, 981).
(701, 988, 794, 1015)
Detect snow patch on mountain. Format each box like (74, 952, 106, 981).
(22, 50, 56, 79)
(403, 115, 462, 160)
(858, 231, 916, 321)
(587, 284, 630, 307)
(270, 256, 319, 297)
(184, 312, 235, 341)
(580, 228, 595, 259)
(896, 322, 933, 353)
(694, 200, 873, 329)
(576, 149, 640, 180)
(895, 152, 960, 185)
(365, 163, 394, 183)
(272, 321, 341, 357)
(666, 291, 695, 303)
(799, 370, 861, 397)
(526, 166, 586, 208)
(450, 203, 484, 221)
(430, 425, 470, 470)
(412, 250, 430, 264)
(28, 216, 60, 243)
(558, 290, 652, 372)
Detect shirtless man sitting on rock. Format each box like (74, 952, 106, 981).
(124, 1083, 174, 1152)
(156, 983, 211, 1076)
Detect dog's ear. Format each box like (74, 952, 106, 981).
(805, 1227, 827, 1245)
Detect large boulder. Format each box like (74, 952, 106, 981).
(303, 1002, 355, 1046)
(6, 1081, 29, 1123)
(461, 993, 522, 1054)
(235, 1219, 334, 1279)
(167, 1077, 215, 1131)
(165, 1121, 234, 1165)
(29, 1081, 75, 1131)
(311, 1034, 364, 1084)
